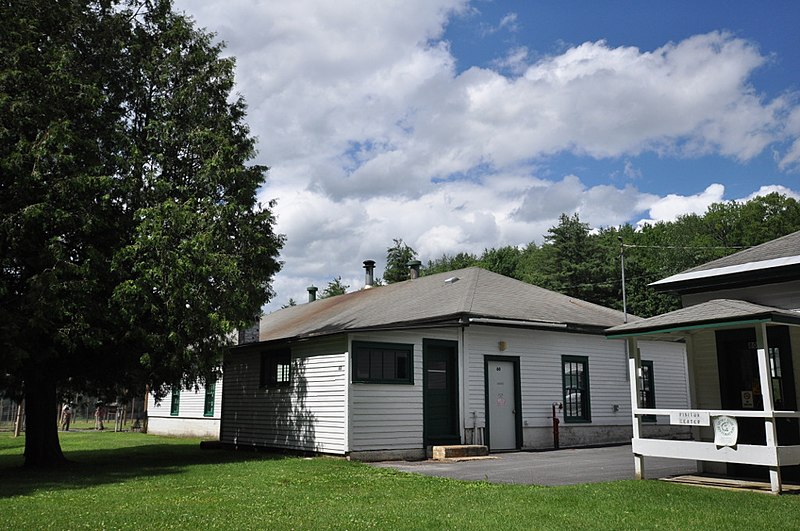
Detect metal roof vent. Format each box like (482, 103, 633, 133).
(363, 259, 376, 288)
(408, 260, 421, 280)
(444, 276, 459, 284)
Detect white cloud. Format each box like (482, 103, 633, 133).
(492, 46, 529, 75)
(739, 185, 800, 202)
(173, 2, 800, 310)
(514, 175, 659, 227)
(636, 183, 726, 227)
(623, 160, 642, 179)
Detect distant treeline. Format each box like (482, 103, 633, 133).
(413, 192, 800, 318)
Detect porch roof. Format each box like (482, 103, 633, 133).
(605, 299, 800, 339)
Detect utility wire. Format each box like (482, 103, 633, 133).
(622, 244, 753, 250)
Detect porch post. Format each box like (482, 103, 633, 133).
(627, 337, 644, 479)
(755, 323, 782, 494)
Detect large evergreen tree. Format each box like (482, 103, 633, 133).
(0, 0, 283, 466)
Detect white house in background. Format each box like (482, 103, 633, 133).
(144, 326, 259, 438)
(606, 229, 800, 493)
(220, 263, 690, 461)
(146, 378, 223, 438)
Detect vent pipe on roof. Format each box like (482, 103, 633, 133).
(363, 259, 376, 288)
(408, 260, 421, 279)
(307, 285, 318, 302)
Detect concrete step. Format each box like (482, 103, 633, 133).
(432, 444, 488, 460)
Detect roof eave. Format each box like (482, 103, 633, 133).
(606, 312, 800, 339)
(651, 263, 800, 295)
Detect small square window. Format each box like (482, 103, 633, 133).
(352, 341, 413, 384)
(260, 349, 291, 388)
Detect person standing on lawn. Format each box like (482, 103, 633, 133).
(94, 403, 105, 430)
(60, 405, 72, 431)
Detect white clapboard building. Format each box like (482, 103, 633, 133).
(220, 263, 690, 460)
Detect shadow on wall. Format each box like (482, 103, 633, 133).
(228, 355, 317, 453)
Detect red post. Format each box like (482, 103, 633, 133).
(552, 402, 561, 449)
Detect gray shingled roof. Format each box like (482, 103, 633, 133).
(651, 229, 800, 291)
(605, 299, 800, 338)
(683, 229, 800, 273)
(257, 267, 630, 343)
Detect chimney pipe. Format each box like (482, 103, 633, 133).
(307, 285, 318, 302)
(408, 260, 421, 279)
(363, 260, 376, 288)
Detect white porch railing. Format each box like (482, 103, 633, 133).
(634, 407, 800, 419)
(630, 406, 800, 493)
(626, 324, 797, 494)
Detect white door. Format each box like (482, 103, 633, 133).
(488, 359, 517, 450)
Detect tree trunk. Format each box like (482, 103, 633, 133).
(23, 371, 67, 467)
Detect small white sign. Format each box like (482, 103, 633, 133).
(669, 411, 710, 426)
(741, 390, 754, 409)
(713, 415, 738, 447)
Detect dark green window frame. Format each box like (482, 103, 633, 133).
(562, 355, 591, 423)
(260, 349, 291, 388)
(640, 360, 656, 422)
(170, 385, 181, 416)
(203, 377, 216, 417)
(352, 341, 414, 384)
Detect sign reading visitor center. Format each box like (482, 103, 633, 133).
(669, 411, 710, 426)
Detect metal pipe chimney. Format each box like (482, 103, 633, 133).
(408, 260, 421, 279)
(307, 285, 318, 302)
(363, 260, 376, 288)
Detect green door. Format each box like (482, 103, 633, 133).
(423, 340, 460, 446)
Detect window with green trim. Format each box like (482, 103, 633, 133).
(170, 385, 181, 416)
(562, 356, 590, 422)
(260, 349, 291, 388)
(203, 377, 216, 417)
(352, 341, 413, 384)
(640, 360, 656, 422)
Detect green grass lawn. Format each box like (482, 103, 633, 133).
(1, 432, 799, 530)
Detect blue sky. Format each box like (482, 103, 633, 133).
(443, 1, 800, 199)
(177, 1, 800, 309)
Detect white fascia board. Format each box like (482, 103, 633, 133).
(651, 255, 800, 287)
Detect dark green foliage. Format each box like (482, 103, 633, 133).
(321, 277, 349, 298)
(479, 246, 522, 279)
(424, 251, 479, 276)
(0, 0, 283, 465)
(384, 238, 417, 283)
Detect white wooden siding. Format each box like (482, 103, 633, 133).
(637, 339, 692, 422)
(220, 336, 348, 454)
(146, 380, 222, 438)
(681, 280, 800, 310)
(348, 329, 458, 452)
(687, 330, 721, 410)
(464, 326, 688, 433)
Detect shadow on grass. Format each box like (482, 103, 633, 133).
(0, 434, 286, 499)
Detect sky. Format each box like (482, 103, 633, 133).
(174, 0, 800, 312)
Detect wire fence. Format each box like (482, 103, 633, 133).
(0, 397, 146, 432)
(0, 398, 21, 431)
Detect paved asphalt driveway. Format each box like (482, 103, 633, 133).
(371, 444, 697, 486)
